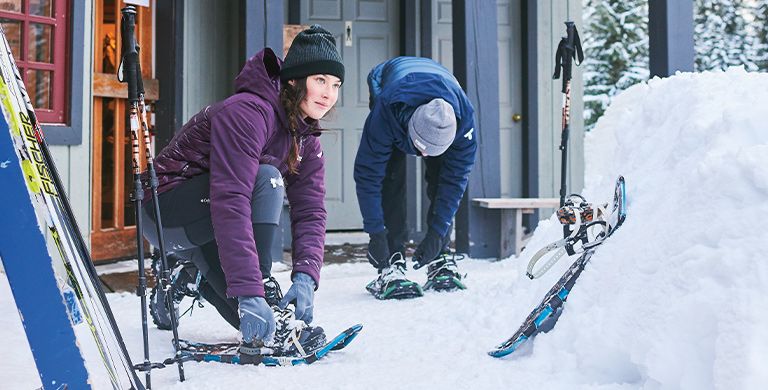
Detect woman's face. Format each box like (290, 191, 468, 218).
(295, 74, 341, 120)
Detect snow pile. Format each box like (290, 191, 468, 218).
(559, 67, 768, 389)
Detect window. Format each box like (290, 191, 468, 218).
(0, 0, 69, 124)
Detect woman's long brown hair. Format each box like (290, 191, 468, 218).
(280, 78, 310, 175)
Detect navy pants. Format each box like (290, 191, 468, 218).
(382, 150, 450, 257)
(142, 165, 284, 328)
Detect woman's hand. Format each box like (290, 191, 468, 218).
(279, 272, 316, 324)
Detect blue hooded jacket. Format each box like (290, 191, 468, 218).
(354, 57, 477, 237)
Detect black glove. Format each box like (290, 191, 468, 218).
(366, 230, 390, 270)
(413, 229, 446, 269)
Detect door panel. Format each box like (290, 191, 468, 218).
(497, 0, 523, 197)
(301, 0, 399, 230)
(91, 0, 156, 261)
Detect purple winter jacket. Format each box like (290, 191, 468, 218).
(149, 48, 327, 298)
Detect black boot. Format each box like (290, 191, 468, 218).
(149, 252, 202, 330)
(263, 276, 283, 308)
(272, 306, 326, 357)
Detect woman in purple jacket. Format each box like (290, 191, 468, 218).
(141, 25, 342, 350)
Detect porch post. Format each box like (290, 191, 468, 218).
(452, 0, 502, 259)
(649, 0, 695, 77)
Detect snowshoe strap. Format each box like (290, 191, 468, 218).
(527, 202, 610, 279)
(526, 241, 568, 280)
(283, 325, 307, 357)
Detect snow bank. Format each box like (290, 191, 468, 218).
(563, 67, 768, 389)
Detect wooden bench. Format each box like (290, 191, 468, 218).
(472, 198, 560, 258)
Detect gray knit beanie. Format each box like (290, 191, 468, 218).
(408, 98, 457, 156)
(281, 24, 344, 83)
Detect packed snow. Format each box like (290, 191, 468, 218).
(2, 67, 768, 389)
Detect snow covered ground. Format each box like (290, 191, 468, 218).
(3, 67, 768, 389)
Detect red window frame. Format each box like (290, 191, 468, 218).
(0, 0, 69, 124)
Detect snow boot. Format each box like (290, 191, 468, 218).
(365, 252, 423, 300)
(274, 306, 326, 356)
(149, 252, 201, 330)
(263, 276, 283, 308)
(423, 253, 466, 292)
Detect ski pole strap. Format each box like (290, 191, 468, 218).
(552, 22, 584, 93)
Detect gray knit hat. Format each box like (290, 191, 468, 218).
(281, 24, 344, 83)
(408, 98, 457, 156)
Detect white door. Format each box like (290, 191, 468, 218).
(301, 0, 400, 230)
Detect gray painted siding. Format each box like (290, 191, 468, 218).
(537, 1, 584, 202)
(48, 0, 94, 246)
(183, 1, 242, 121)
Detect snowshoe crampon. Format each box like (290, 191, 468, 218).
(423, 254, 466, 292)
(366, 254, 423, 299)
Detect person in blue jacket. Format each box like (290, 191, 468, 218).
(354, 57, 477, 299)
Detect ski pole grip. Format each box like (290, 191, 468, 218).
(565, 21, 576, 48)
(120, 6, 139, 103)
(136, 45, 145, 96)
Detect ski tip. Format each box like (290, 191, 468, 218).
(488, 348, 514, 358)
(349, 323, 363, 333)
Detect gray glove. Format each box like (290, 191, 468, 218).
(238, 296, 276, 343)
(279, 272, 316, 324)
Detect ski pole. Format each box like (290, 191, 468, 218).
(552, 21, 583, 237)
(119, 6, 166, 388)
(134, 37, 186, 382)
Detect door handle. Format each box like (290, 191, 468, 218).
(345, 21, 352, 47)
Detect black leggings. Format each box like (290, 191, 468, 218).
(141, 165, 284, 328)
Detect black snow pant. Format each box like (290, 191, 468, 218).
(382, 150, 451, 259)
(141, 165, 284, 329)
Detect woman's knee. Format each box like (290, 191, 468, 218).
(250, 164, 285, 224)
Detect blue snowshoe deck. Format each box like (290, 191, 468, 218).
(170, 324, 363, 367)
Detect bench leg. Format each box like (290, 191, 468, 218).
(500, 209, 528, 259)
(499, 209, 513, 259)
(515, 209, 524, 257)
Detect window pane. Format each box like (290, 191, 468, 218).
(0, 1, 22, 13)
(25, 69, 52, 109)
(28, 23, 53, 63)
(0, 18, 22, 59)
(29, 0, 53, 17)
(101, 98, 116, 228)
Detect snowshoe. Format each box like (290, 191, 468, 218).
(149, 252, 202, 330)
(263, 276, 283, 308)
(423, 253, 466, 292)
(239, 306, 327, 357)
(365, 253, 423, 300)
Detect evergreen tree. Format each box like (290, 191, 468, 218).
(582, 0, 649, 130)
(694, 0, 757, 71)
(752, 0, 768, 70)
